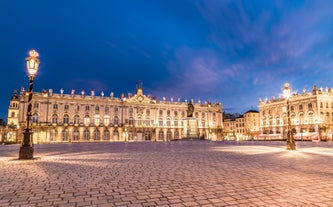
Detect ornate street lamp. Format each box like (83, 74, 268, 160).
(19, 50, 40, 159)
(283, 83, 296, 150)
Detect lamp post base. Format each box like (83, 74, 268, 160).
(286, 141, 296, 150)
(19, 146, 34, 159)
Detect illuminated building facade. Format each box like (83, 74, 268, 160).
(259, 84, 333, 141)
(8, 84, 223, 143)
(223, 110, 260, 141)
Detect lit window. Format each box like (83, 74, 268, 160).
(63, 114, 69, 124)
(52, 114, 58, 123)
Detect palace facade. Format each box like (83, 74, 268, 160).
(8, 85, 223, 144)
(259, 83, 333, 141)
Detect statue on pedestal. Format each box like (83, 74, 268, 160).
(187, 101, 194, 117)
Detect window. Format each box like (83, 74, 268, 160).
(299, 104, 303, 110)
(103, 130, 110, 140)
(137, 117, 142, 126)
(159, 110, 163, 116)
(85, 105, 90, 111)
(50, 129, 57, 141)
(63, 114, 69, 124)
(11, 112, 15, 118)
(146, 109, 150, 115)
(64, 104, 69, 110)
(159, 118, 163, 126)
(32, 113, 38, 123)
(114, 116, 119, 125)
(52, 114, 58, 124)
(83, 129, 90, 140)
(308, 103, 312, 109)
(62, 130, 69, 141)
(166, 118, 171, 126)
(129, 107, 134, 113)
(33, 102, 39, 109)
(174, 111, 178, 117)
(73, 129, 80, 141)
(105, 106, 109, 113)
(129, 117, 134, 125)
(320, 102, 323, 108)
(104, 116, 110, 125)
(84, 115, 90, 125)
(146, 117, 150, 126)
(93, 129, 100, 140)
(174, 119, 178, 127)
(114, 107, 118, 113)
(167, 110, 170, 116)
(181, 111, 185, 117)
(94, 115, 100, 125)
(95, 106, 99, 111)
(76, 105, 80, 111)
(74, 114, 80, 124)
(53, 104, 58, 109)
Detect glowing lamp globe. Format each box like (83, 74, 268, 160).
(26, 50, 40, 76)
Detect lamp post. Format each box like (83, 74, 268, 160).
(19, 50, 40, 159)
(283, 83, 296, 150)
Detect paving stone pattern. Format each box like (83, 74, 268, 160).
(1, 141, 333, 207)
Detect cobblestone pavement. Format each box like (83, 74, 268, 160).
(1, 141, 333, 207)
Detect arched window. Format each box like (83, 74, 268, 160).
(167, 110, 170, 116)
(174, 111, 178, 117)
(84, 115, 90, 125)
(159, 110, 163, 116)
(129, 117, 134, 125)
(93, 129, 100, 140)
(74, 114, 80, 124)
(95, 105, 100, 111)
(103, 130, 110, 140)
(32, 113, 39, 123)
(104, 116, 110, 125)
(137, 117, 142, 126)
(52, 114, 58, 124)
(94, 114, 100, 125)
(114, 116, 119, 125)
(63, 114, 69, 124)
(85, 105, 90, 111)
(73, 129, 80, 141)
(83, 129, 90, 140)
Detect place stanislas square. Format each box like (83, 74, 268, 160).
(1, 140, 333, 207)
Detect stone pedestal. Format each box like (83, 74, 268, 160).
(182, 117, 199, 139)
(19, 146, 34, 159)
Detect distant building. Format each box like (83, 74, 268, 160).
(223, 110, 259, 141)
(8, 84, 223, 144)
(258, 84, 333, 141)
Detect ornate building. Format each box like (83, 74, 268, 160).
(223, 110, 260, 141)
(259, 83, 333, 141)
(8, 84, 223, 143)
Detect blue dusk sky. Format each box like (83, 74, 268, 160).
(1, 0, 333, 119)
